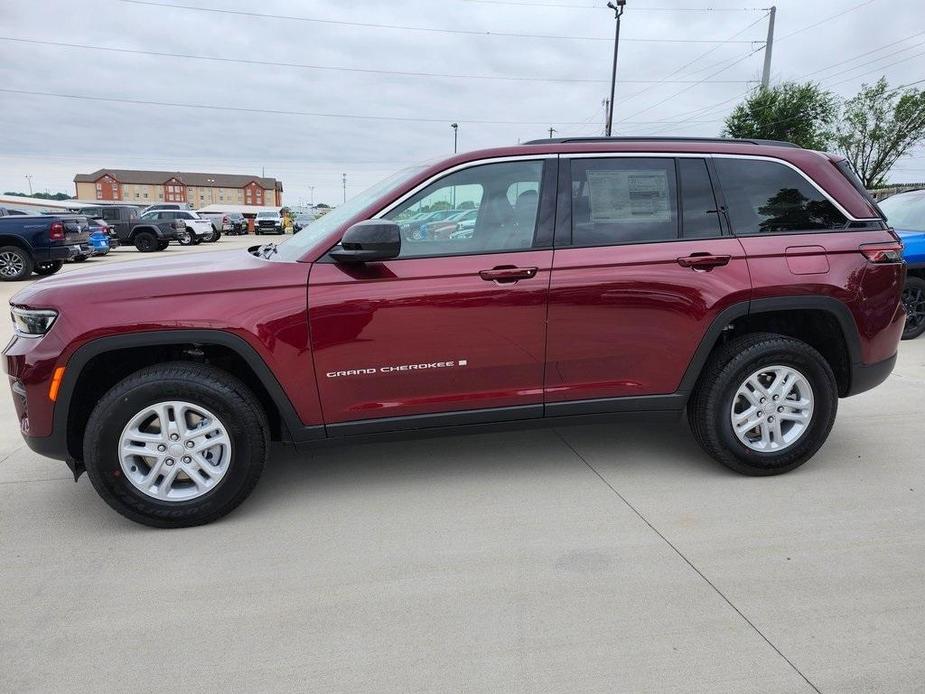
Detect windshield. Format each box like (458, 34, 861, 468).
(879, 192, 925, 231)
(274, 164, 426, 261)
(256, 211, 277, 218)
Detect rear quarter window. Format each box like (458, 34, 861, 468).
(714, 158, 847, 235)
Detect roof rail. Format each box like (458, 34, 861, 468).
(521, 136, 801, 149)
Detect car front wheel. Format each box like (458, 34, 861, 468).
(688, 333, 837, 476)
(901, 276, 925, 340)
(83, 363, 269, 528)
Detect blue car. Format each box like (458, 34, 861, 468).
(879, 189, 925, 339)
(88, 228, 111, 257)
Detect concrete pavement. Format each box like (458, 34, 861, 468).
(1, 237, 923, 692)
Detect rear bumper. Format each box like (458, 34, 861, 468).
(846, 353, 896, 397)
(34, 244, 90, 262)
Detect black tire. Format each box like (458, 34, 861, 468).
(134, 231, 157, 252)
(34, 260, 63, 276)
(72, 255, 87, 263)
(207, 229, 222, 243)
(901, 276, 925, 340)
(191, 235, 202, 245)
(156, 240, 169, 251)
(688, 333, 838, 476)
(0, 245, 33, 281)
(83, 362, 269, 528)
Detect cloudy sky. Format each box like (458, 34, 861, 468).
(1, 0, 923, 205)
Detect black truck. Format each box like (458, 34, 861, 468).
(0, 214, 91, 280)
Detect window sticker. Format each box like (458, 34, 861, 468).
(586, 169, 670, 223)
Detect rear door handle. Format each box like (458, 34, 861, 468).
(479, 266, 538, 283)
(677, 254, 731, 271)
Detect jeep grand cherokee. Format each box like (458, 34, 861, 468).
(4, 137, 905, 527)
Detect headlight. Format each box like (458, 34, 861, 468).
(11, 307, 58, 337)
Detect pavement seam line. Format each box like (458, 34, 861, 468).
(553, 429, 822, 694)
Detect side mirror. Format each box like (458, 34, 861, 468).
(330, 220, 401, 263)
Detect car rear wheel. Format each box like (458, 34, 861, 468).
(83, 363, 269, 528)
(134, 232, 157, 252)
(34, 260, 63, 276)
(156, 240, 169, 251)
(207, 230, 221, 242)
(72, 255, 87, 263)
(901, 276, 925, 340)
(688, 333, 837, 476)
(0, 246, 33, 281)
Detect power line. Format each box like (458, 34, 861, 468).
(120, 0, 756, 43)
(462, 0, 765, 10)
(0, 87, 724, 127)
(828, 49, 925, 88)
(799, 30, 925, 80)
(617, 12, 768, 108)
(0, 36, 752, 84)
(775, 0, 878, 42)
(619, 45, 764, 122)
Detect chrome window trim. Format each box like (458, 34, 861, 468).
(373, 155, 555, 220)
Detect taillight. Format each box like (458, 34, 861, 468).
(860, 242, 903, 263)
(49, 221, 65, 241)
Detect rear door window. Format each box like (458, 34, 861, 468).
(569, 158, 679, 246)
(714, 158, 847, 234)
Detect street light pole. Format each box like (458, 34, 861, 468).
(548, 127, 557, 139)
(309, 186, 315, 206)
(451, 123, 458, 153)
(342, 173, 346, 203)
(207, 177, 215, 204)
(605, 0, 626, 137)
(25, 175, 33, 196)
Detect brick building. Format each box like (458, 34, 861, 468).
(73, 169, 283, 207)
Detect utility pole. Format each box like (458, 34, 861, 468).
(761, 6, 776, 89)
(451, 122, 458, 153)
(342, 173, 346, 203)
(25, 175, 33, 196)
(601, 99, 610, 135)
(548, 127, 557, 139)
(605, 0, 626, 137)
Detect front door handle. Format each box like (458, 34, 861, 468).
(677, 254, 731, 271)
(479, 266, 538, 283)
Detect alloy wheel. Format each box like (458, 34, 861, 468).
(119, 401, 232, 501)
(902, 284, 925, 334)
(730, 365, 814, 452)
(0, 251, 25, 278)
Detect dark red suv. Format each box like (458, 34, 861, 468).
(5, 138, 905, 526)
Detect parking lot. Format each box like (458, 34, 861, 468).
(0, 237, 922, 693)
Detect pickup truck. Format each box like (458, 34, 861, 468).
(0, 214, 91, 280)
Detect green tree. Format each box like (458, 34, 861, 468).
(3, 191, 72, 200)
(723, 82, 837, 150)
(835, 78, 925, 188)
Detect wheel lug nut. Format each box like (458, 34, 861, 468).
(773, 395, 779, 401)
(185, 440, 194, 448)
(760, 398, 766, 404)
(182, 456, 191, 463)
(757, 411, 763, 416)
(165, 458, 175, 466)
(778, 406, 784, 413)
(157, 444, 166, 452)
(170, 434, 179, 441)
(768, 416, 774, 422)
